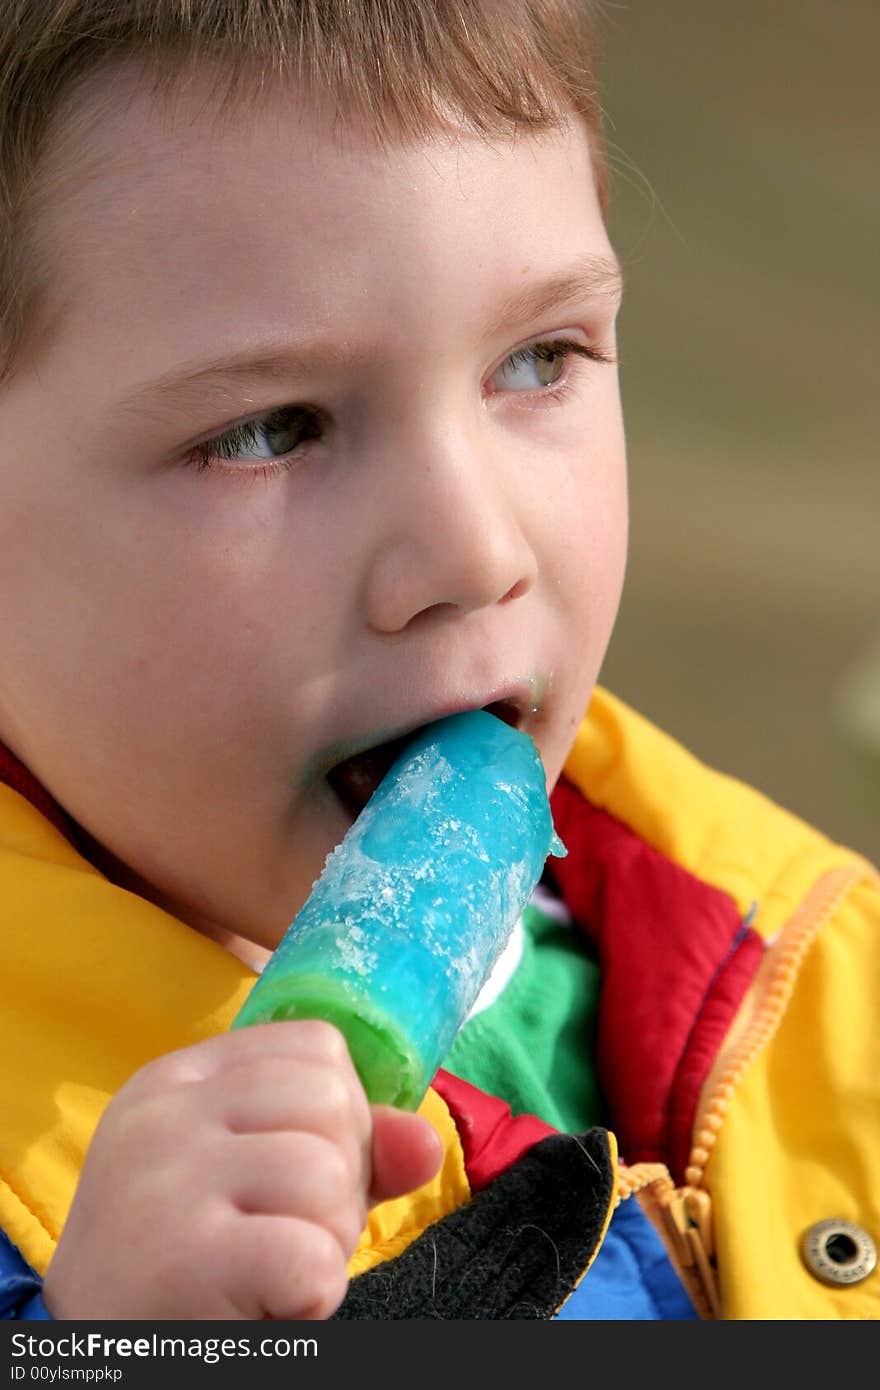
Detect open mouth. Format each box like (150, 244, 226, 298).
(326, 700, 522, 820)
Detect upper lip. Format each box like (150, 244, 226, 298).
(318, 682, 542, 779)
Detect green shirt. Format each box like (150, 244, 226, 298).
(443, 894, 606, 1135)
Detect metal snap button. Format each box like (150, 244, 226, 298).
(800, 1219, 877, 1286)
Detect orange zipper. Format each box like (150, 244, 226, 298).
(684, 861, 874, 1189)
(616, 1162, 722, 1318)
(616, 860, 878, 1319)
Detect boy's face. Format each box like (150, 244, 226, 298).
(0, 64, 627, 958)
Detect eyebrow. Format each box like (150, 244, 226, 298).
(480, 252, 624, 344)
(111, 340, 350, 423)
(112, 252, 623, 422)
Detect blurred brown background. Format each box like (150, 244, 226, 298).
(595, 0, 878, 858)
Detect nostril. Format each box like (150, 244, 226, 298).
(500, 577, 531, 604)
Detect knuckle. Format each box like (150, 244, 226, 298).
(113, 1045, 215, 1116)
(295, 1225, 350, 1320)
(310, 1168, 366, 1260)
(312, 1138, 352, 1197)
(315, 1068, 355, 1128)
(302, 1018, 351, 1065)
(337, 1206, 369, 1261)
(257, 1219, 349, 1321)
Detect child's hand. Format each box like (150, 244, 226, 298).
(41, 1022, 443, 1320)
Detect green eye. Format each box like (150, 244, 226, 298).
(214, 406, 324, 461)
(489, 338, 612, 395)
(188, 405, 325, 471)
(493, 345, 564, 391)
(533, 347, 567, 386)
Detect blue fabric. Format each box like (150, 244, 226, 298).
(554, 1196, 699, 1320)
(1, 1195, 696, 1322)
(0, 1228, 51, 1320)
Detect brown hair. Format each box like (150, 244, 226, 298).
(0, 0, 609, 386)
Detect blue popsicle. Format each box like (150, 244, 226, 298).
(232, 709, 566, 1108)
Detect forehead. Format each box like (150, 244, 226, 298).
(36, 61, 613, 371)
(45, 58, 605, 225)
(48, 53, 598, 171)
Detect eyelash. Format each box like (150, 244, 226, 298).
(493, 338, 616, 401)
(184, 405, 324, 477)
(182, 336, 616, 478)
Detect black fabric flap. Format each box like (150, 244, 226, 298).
(335, 1127, 615, 1320)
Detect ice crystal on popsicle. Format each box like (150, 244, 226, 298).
(232, 709, 566, 1108)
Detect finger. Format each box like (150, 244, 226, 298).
(368, 1107, 444, 1206)
(126, 1019, 358, 1093)
(225, 1213, 350, 1321)
(226, 1132, 367, 1257)
(208, 1055, 370, 1145)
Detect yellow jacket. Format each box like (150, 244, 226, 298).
(1, 689, 877, 1317)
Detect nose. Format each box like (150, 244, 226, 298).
(362, 423, 538, 634)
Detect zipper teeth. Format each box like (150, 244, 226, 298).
(684, 862, 875, 1189)
(616, 1161, 672, 1204)
(616, 1163, 721, 1318)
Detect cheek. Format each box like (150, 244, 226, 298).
(2, 471, 334, 752)
(552, 405, 628, 637)
(537, 405, 628, 781)
(587, 473, 629, 635)
(105, 504, 365, 782)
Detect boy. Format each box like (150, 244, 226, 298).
(0, 0, 876, 1321)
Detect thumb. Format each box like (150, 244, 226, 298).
(367, 1105, 444, 1207)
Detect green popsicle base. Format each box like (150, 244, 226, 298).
(232, 973, 428, 1110)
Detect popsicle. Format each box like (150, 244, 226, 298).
(232, 709, 566, 1109)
